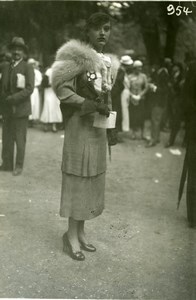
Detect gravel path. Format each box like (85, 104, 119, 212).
(0, 125, 195, 299)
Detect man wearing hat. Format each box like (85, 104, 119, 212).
(146, 59, 171, 147)
(0, 37, 34, 175)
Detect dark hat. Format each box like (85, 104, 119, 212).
(9, 37, 28, 52)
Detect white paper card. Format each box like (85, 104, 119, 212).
(93, 111, 117, 129)
(16, 73, 25, 89)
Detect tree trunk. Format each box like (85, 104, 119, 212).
(164, 15, 179, 59)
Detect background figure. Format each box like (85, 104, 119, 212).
(0, 53, 6, 116)
(128, 60, 148, 139)
(0, 52, 12, 116)
(120, 55, 133, 132)
(40, 67, 62, 132)
(28, 58, 42, 126)
(0, 37, 34, 175)
(165, 62, 185, 147)
(111, 55, 133, 140)
(146, 59, 170, 147)
(178, 60, 196, 228)
(160, 58, 173, 132)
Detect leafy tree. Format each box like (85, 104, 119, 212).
(0, 1, 196, 67)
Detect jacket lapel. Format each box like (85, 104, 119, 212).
(86, 80, 99, 97)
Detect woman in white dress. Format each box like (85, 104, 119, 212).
(40, 67, 62, 132)
(28, 58, 42, 125)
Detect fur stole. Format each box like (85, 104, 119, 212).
(51, 39, 119, 93)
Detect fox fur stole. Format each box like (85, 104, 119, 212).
(51, 39, 119, 93)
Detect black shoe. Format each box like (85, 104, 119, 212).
(79, 241, 96, 252)
(130, 133, 136, 140)
(52, 124, 57, 133)
(188, 222, 196, 229)
(62, 233, 85, 261)
(145, 141, 156, 148)
(165, 142, 173, 148)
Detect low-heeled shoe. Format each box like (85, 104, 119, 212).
(80, 241, 96, 252)
(62, 233, 85, 261)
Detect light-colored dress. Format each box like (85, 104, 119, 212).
(121, 72, 131, 132)
(59, 53, 111, 220)
(40, 68, 62, 123)
(29, 68, 42, 120)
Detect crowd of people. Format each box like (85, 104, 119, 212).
(0, 38, 188, 148)
(0, 12, 195, 263)
(112, 55, 188, 148)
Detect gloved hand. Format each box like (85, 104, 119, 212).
(96, 102, 110, 117)
(80, 99, 110, 117)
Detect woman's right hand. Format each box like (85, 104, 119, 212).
(80, 99, 109, 117)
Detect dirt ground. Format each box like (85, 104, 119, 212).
(0, 122, 196, 300)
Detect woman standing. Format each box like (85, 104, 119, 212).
(128, 60, 148, 139)
(40, 66, 62, 132)
(52, 13, 117, 260)
(28, 58, 42, 125)
(118, 56, 133, 133)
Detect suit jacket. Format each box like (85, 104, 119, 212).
(51, 40, 119, 177)
(153, 67, 170, 108)
(0, 60, 34, 118)
(0, 62, 8, 115)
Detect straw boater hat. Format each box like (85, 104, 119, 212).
(120, 55, 133, 66)
(9, 37, 28, 52)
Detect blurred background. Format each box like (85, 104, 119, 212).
(0, 1, 196, 69)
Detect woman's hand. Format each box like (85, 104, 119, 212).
(96, 102, 110, 117)
(80, 99, 110, 117)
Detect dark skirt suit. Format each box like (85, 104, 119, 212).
(51, 40, 117, 221)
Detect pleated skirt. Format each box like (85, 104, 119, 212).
(60, 172, 105, 220)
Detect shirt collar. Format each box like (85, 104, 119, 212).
(11, 58, 23, 68)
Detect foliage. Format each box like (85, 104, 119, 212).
(0, 1, 196, 67)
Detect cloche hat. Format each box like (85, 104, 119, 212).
(120, 55, 133, 66)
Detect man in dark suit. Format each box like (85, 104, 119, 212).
(146, 58, 171, 147)
(0, 37, 34, 175)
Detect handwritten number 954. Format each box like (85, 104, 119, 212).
(167, 5, 192, 16)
